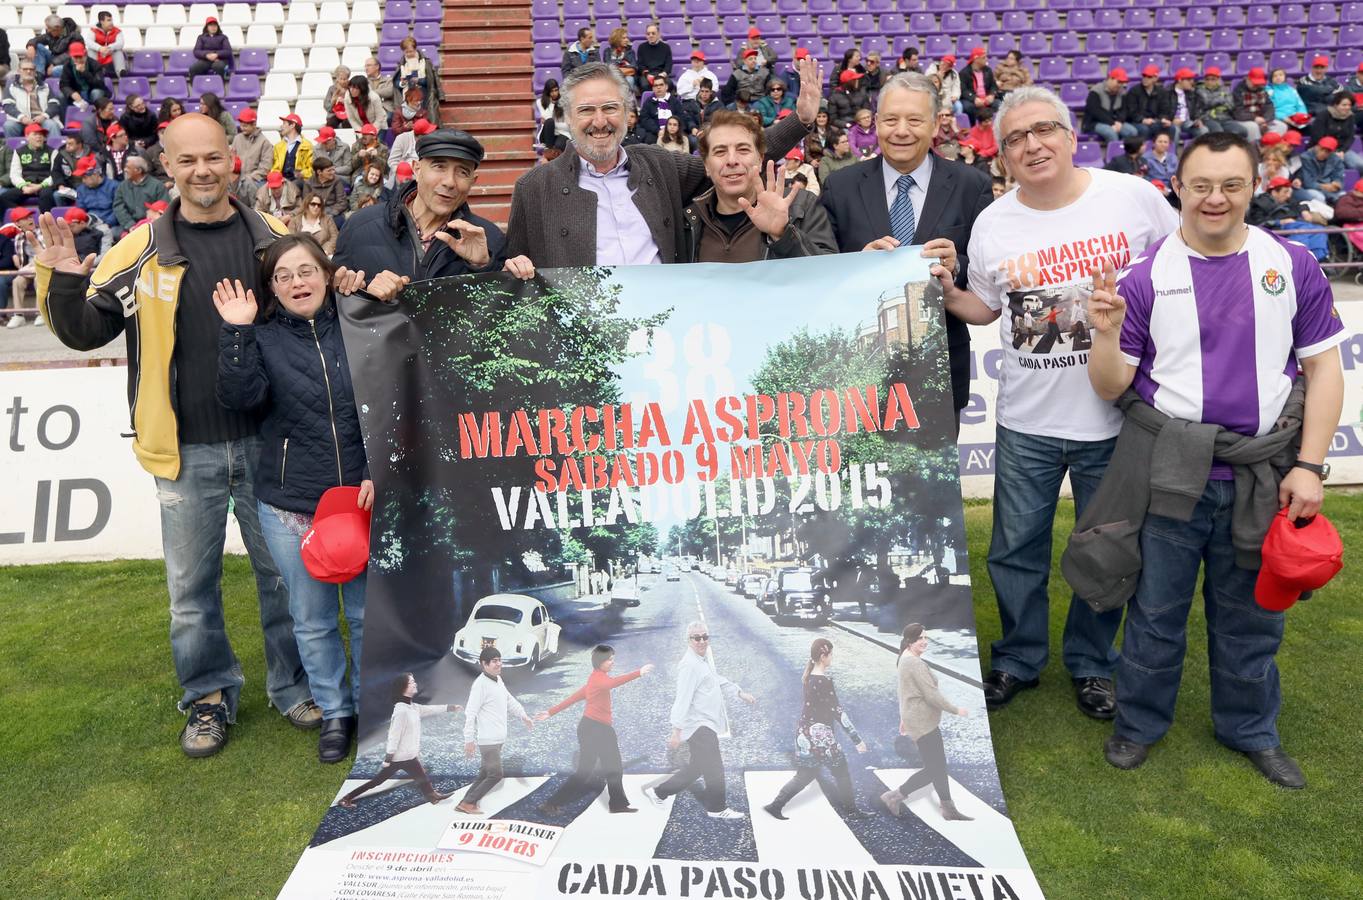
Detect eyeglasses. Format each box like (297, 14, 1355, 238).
(689, 634, 710, 642)
(770, 87, 784, 93)
(572, 102, 625, 118)
(308, 200, 323, 206)
(1001, 119, 1069, 150)
(1179, 178, 1249, 196)
(271, 264, 321, 285)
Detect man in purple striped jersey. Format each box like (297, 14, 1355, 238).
(1086, 131, 1346, 788)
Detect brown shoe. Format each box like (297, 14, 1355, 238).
(285, 698, 324, 730)
(428, 791, 453, 804)
(180, 699, 229, 758)
(455, 801, 483, 814)
(337, 797, 356, 809)
(879, 789, 904, 816)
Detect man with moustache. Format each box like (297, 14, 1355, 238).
(32, 114, 316, 759)
(930, 86, 1178, 717)
(505, 57, 822, 269)
(820, 72, 993, 422)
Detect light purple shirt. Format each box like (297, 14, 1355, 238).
(577, 150, 663, 266)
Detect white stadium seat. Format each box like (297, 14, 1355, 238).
(253, 4, 285, 27)
(264, 72, 299, 101)
(261, 130, 281, 145)
(176, 27, 199, 50)
(278, 24, 314, 49)
(347, 23, 379, 48)
(220, 25, 245, 47)
(287, 3, 319, 26)
(341, 46, 372, 70)
(57, 6, 89, 27)
(0, 8, 21, 30)
(334, 128, 356, 146)
(307, 46, 341, 73)
(141, 26, 178, 51)
(220, 3, 253, 28)
(298, 72, 334, 100)
(21, 8, 53, 30)
(270, 48, 307, 75)
(295, 98, 327, 129)
(244, 23, 279, 50)
(188, 5, 221, 25)
(350, 2, 382, 25)
(319, 2, 352, 25)
(154, 4, 188, 28)
(313, 23, 345, 47)
(255, 99, 294, 125)
(120, 27, 144, 51)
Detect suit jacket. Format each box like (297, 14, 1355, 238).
(820, 154, 994, 412)
(506, 113, 810, 268)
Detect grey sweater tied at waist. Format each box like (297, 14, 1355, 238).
(1061, 378, 1305, 613)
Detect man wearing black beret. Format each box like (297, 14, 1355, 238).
(334, 128, 515, 283)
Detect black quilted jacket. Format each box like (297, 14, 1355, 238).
(216, 298, 368, 515)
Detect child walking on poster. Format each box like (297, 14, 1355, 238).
(458, 647, 535, 815)
(337, 673, 460, 808)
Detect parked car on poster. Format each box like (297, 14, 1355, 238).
(740, 574, 768, 599)
(772, 568, 832, 624)
(452, 594, 561, 671)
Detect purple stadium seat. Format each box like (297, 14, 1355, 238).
(817, 13, 846, 34)
(850, 13, 875, 33)
(1138, 54, 1166, 74)
(867, 0, 895, 11)
(839, 0, 867, 11)
(1049, 0, 1076, 8)
(1176, 30, 1208, 53)
(940, 12, 967, 33)
(623, 0, 650, 15)
(225, 74, 260, 101)
(1071, 55, 1102, 80)
(698, 37, 725, 60)
(955, 34, 984, 55)
(808, 0, 835, 11)
(667, 37, 691, 63)
(532, 20, 558, 42)
(191, 74, 225, 97)
(1105, 140, 1124, 162)
(795, 35, 825, 56)
(1033, 10, 1061, 31)
(1114, 33, 1143, 54)
(1339, 47, 1363, 71)
(711, 61, 732, 82)
(1244, 6, 1275, 27)
(777, 0, 804, 12)
(862, 35, 891, 56)
(154, 76, 188, 102)
(1052, 31, 1081, 54)
(721, 15, 749, 38)
(5, 137, 25, 151)
(129, 50, 162, 76)
(626, 20, 649, 40)
(1309, 3, 1336, 24)
(114, 77, 150, 102)
(1235, 52, 1267, 76)
(413, 22, 440, 44)
(388, 1, 415, 20)
(686, 0, 714, 14)
(655, 0, 682, 14)
(894, 0, 924, 10)
(1278, 5, 1307, 26)
(755, 14, 782, 34)
(925, 0, 951, 9)
(971, 12, 999, 33)
(1108, 54, 1138, 74)
(414, 0, 442, 21)
(1170, 52, 1198, 73)
(1058, 82, 1086, 106)
(985, 0, 1010, 7)
(1093, 10, 1120, 30)
(924, 35, 953, 58)
(1086, 32, 1115, 54)
(829, 35, 857, 58)
(1347, 3, 1363, 23)
(1239, 29, 1269, 51)
(1275, 28, 1305, 50)
(236, 49, 271, 75)
(1216, 8, 1247, 28)
(1344, 25, 1363, 48)
(657, 17, 686, 38)
(690, 15, 720, 37)
(533, 44, 560, 66)
(1305, 25, 1333, 49)
(1203, 52, 1232, 74)
(716, 0, 743, 11)
(880, 14, 908, 35)
(786, 14, 815, 37)
(1148, 31, 1176, 53)
(594, 0, 620, 17)
(1015, 0, 1042, 9)
(999, 10, 1025, 32)
(766, 36, 791, 59)
(1020, 33, 1049, 56)
(378, 46, 403, 68)
(1268, 51, 1302, 76)
(986, 34, 1012, 56)
(1122, 9, 1152, 29)
(1154, 9, 1182, 29)
(1038, 57, 1070, 83)
(1073, 140, 1101, 165)
(381, 22, 408, 45)
(168, 51, 195, 75)
(1067, 10, 1095, 30)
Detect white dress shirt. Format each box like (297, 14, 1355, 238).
(880, 152, 935, 238)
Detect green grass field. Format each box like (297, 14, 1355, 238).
(2, 497, 1361, 899)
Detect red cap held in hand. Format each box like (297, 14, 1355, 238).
(301, 486, 372, 584)
(1255, 510, 1343, 611)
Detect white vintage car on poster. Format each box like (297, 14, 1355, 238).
(452, 593, 561, 670)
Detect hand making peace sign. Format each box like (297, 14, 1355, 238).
(1087, 258, 1126, 335)
(736, 160, 801, 240)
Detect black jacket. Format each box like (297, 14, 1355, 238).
(639, 93, 686, 143)
(1083, 86, 1130, 130)
(332, 180, 506, 280)
(1124, 84, 1173, 122)
(1307, 109, 1357, 151)
(680, 186, 838, 263)
(216, 299, 368, 514)
(636, 40, 673, 82)
(1247, 193, 1308, 228)
(682, 97, 723, 133)
(820, 154, 993, 413)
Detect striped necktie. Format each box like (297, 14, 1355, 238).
(889, 173, 917, 245)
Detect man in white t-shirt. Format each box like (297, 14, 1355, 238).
(930, 86, 1180, 718)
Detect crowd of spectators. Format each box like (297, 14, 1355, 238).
(0, 13, 446, 329)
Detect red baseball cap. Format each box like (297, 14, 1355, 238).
(106, 123, 124, 137)
(691, 49, 705, 61)
(1255, 510, 1343, 611)
(1284, 129, 1303, 146)
(1261, 131, 1283, 145)
(317, 125, 336, 141)
(742, 48, 758, 59)
(839, 69, 863, 84)
(1141, 64, 1160, 78)
(1248, 66, 1268, 85)
(266, 171, 285, 187)
(396, 161, 414, 178)
(794, 47, 809, 60)
(1109, 67, 1129, 83)
(232, 155, 241, 173)
(8, 208, 34, 222)
(205, 16, 218, 25)
(941, 54, 956, 66)
(1205, 66, 1222, 77)
(748, 26, 761, 39)
(1289, 112, 1311, 125)
(0, 223, 17, 238)
(784, 147, 803, 161)
(1312, 55, 1329, 67)
(1174, 68, 1196, 81)
(1267, 176, 1292, 190)
(23, 122, 46, 136)
(69, 42, 86, 57)
(280, 113, 303, 127)
(301, 486, 372, 584)
(969, 47, 986, 61)
(73, 154, 99, 177)
(144, 200, 168, 212)
(1151, 179, 1166, 192)
(1319, 135, 1340, 150)
(359, 123, 379, 135)
(64, 207, 89, 223)
(157, 120, 170, 130)
(412, 117, 436, 135)
(237, 108, 257, 123)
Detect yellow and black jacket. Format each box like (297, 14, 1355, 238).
(36, 196, 289, 479)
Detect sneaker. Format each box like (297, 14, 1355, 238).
(32, 314, 44, 329)
(5, 315, 25, 328)
(706, 807, 747, 820)
(455, 801, 483, 815)
(285, 698, 324, 730)
(180, 699, 229, 758)
(642, 786, 665, 807)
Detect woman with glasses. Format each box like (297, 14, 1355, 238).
(214, 235, 408, 763)
(880, 623, 973, 821)
(754, 79, 796, 126)
(763, 638, 869, 820)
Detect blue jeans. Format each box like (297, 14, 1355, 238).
(154, 438, 310, 722)
(258, 500, 366, 720)
(1093, 122, 1138, 143)
(1114, 480, 1285, 751)
(987, 425, 1122, 681)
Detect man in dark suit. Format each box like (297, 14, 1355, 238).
(506, 58, 822, 270)
(820, 71, 994, 420)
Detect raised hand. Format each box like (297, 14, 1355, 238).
(737, 160, 800, 239)
(36, 213, 96, 276)
(794, 54, 825, 125)
(433, 219, 491, 268)
(211, 278, 258, 326)
(1087, 259, 1126, 335)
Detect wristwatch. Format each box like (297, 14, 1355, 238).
(1293, 460, 1330, 480)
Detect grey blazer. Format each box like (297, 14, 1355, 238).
(505, 113, 811, 267)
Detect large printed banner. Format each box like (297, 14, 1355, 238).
(280, 253, 1043, 899)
